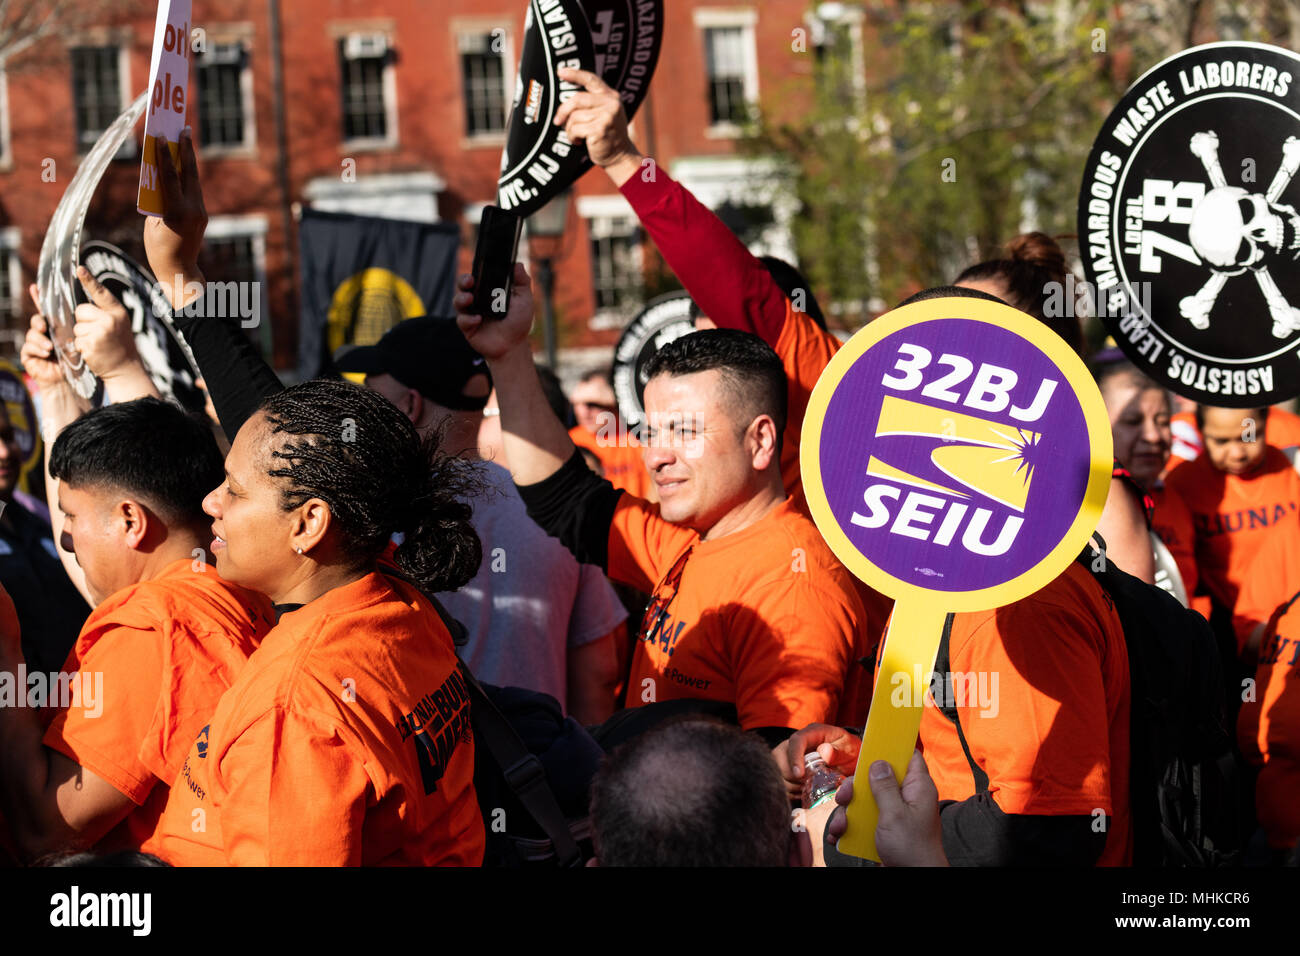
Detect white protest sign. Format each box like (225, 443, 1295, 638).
(137, 0, 191, 216)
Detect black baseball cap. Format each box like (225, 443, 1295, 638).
(333, 316, 492, 411)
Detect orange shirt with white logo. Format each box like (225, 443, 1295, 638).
(1164, 446, 1300, 613)
(42, 559, 273, 851)
(607, 495, 869, 729)
(912, 562, 1133, 865)
(146, 572, 484, 866)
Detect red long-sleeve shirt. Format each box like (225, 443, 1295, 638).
(617, 166, 891, 659)
(618, 167, 844, 505)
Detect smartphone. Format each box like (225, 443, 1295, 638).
(471, 205, 523, 320)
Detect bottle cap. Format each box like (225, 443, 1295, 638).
(804, 752, 825, 770)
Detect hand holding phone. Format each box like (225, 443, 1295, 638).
(471, 206, 523, 320)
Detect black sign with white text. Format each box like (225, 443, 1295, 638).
(1078, 42, 1300, 407)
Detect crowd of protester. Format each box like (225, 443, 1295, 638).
(0, 67, 1295, 868)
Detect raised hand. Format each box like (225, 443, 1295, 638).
(72, 267, 143, 383)
(19, 286, 65, 393)
(554, 67, 643, 186)
(144, 128, 207, 310)
(454, 262, 536, 363)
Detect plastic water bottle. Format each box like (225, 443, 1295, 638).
(802, 752, 845, 810)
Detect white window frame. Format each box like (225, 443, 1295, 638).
(203, 215, 270, 354)
(0, 227, 21, 327)
(333, 26, 399, 152)
(303, 169, 445, 223)
(0, 69, 12, 173)
(578, 194, 644, 331)
(453, 20, 514, 149)
(807, 3, 866, 104)
(68, 41, 135, 158)
(196, 25, 257, 158)
(693, 7, 759, 139)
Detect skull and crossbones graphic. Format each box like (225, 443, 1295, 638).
(1179, 130, 1300, 337)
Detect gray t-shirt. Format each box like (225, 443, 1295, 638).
(439, 461, 627, 710)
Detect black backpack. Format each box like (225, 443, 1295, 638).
(934, 537, 1245, 866)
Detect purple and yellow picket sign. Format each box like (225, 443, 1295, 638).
(801, 296, 1113, 862)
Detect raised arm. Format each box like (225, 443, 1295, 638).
(554, 67, 788, 343)
(145, 129, 282, 440)
(455, 264, 624, 569)
(21, 289, 92, 605)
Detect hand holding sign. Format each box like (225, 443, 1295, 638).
(138, 0, 192, 216)
(144, 128, 207, 311)
(801, 296, 1112, 861)
(553, 66, 642, 182)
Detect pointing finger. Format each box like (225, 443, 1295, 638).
(556, 66, 613, 96)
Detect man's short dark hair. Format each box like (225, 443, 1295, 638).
(49, 398, 224, 527)
(589, 718, 790, 866)
(642, 329, 787, 449)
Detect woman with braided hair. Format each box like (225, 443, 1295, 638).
(136, 133, 486, 865)
(145, 376, 487, 865)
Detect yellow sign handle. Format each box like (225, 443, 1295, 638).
(836, 599, 950, 862)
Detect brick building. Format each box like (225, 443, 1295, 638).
(0, 0, 861, 372)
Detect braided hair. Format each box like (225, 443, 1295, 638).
(257, 379, 482, 593)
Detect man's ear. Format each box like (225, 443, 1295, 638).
(748, 414, 779, 471)
(405, 388, 424, 426)
(119, 499, 152, 551)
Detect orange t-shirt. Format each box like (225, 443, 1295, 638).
(1169, 407, 1300, 465)
(146, 572, 484, 866)
(606, 495, 870, 729)
(1237, 589, 1300, 850)
(909, 562, 1133, 866)
(1232, 512, 1300, 654)
(569, 425, 653, 500)
(1164, 445, 1300, 612)
(771, 301, 842, 508)
(41, 559, 273, 851)
(1149, 482, 1206, 617)
(771, 305, 894, 654)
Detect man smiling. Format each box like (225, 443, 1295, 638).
(456, 265, 870, 738)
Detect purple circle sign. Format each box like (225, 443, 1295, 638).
(802, 299, 1113, 611)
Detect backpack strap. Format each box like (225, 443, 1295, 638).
(456, 661, 584, 867)
(934, 612, 989, 794)
(425, 593, 584, 867)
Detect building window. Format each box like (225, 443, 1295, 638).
(0, 69, 11, 168)
(459, 31, 508, 136)
(198, 41, 251, 150)
(70, 46, 125, 148)
(588, 215, 643, 318)
(197, 216, 269, 357)
(0, 231, 19, 322)
(338, 33, 392, 143)
(704, 27, 748, 126)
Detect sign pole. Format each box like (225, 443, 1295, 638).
(837, 601, 950, 861)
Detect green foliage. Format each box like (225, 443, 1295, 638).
(745, 0, 1296, 327)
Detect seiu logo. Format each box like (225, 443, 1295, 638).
(851, 395, 1042, 557)
(1194, 502, 1296, 537)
